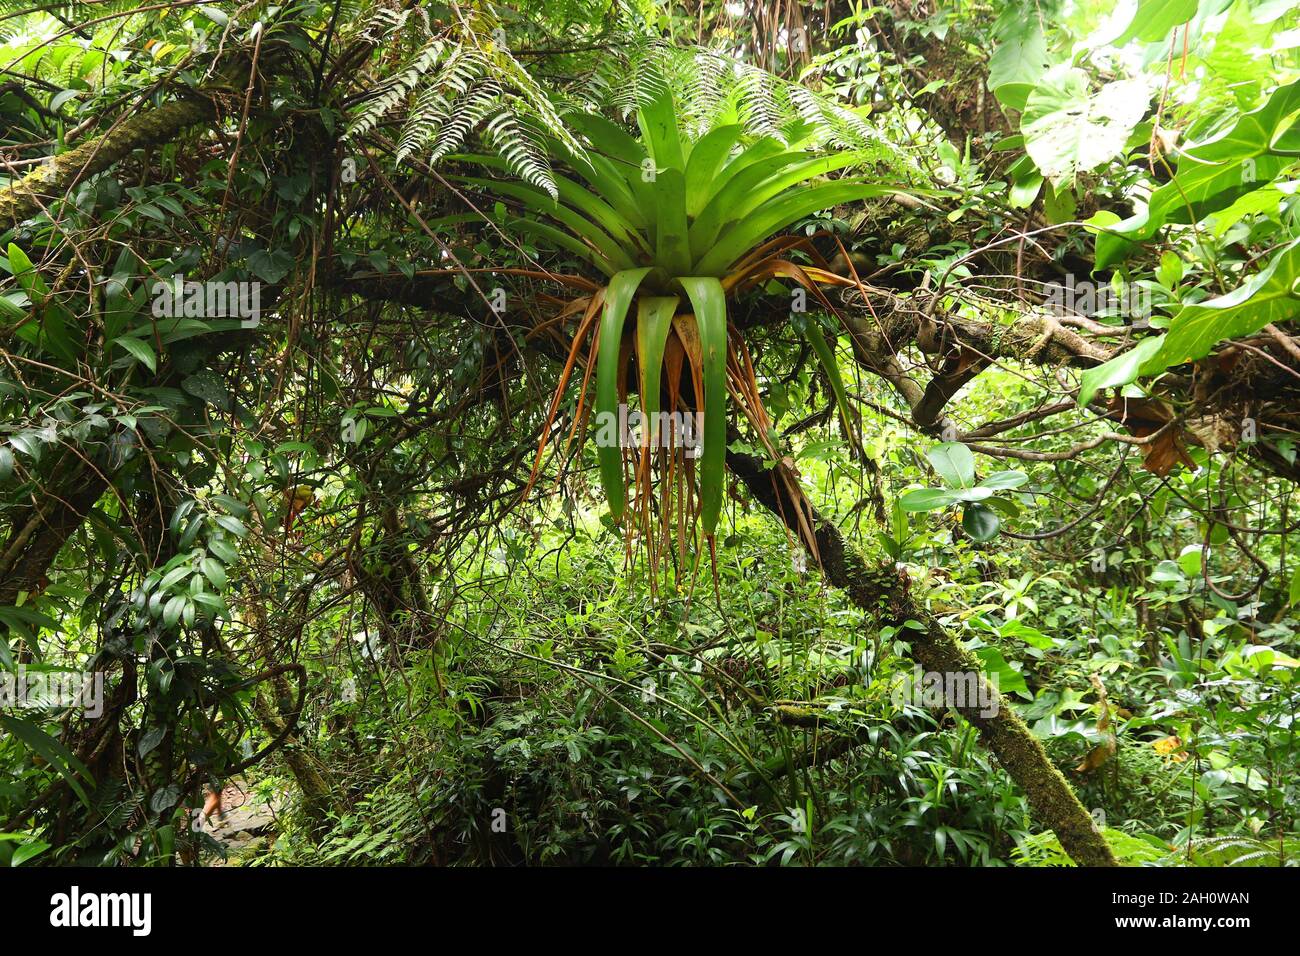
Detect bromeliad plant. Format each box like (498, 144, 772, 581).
(451, 79, 907, 576)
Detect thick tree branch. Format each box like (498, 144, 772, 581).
(0, 96, 214, 227)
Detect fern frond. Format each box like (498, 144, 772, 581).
(473, 33, 587, 165)
(393, 45, 486, 163)
(427, 80, 500, 164)
(483, 106, 556, 198)
(732, 62, 785, 140)
(347, 39, 445, 141)
(350, 6, 914, 192)
(354, 0, 413, 44)
(682, 49, 732, 133)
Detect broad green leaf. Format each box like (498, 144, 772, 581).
(1190, 77, 1300, 162)
(1096, 78, 1300, 267)
(208, 538, 239, 564)
(158, 564, 190, 592)
(1156, 250, 1185, 288)
(974, 646, 1028, 696)
(962, 503, 1001, 542)
(246, 249, 293, 284)
(1000, 619, 1055, 650)
(926, 441, 976, 488)
(1021, 67, 1150, 187)
(163, 595, 186, 627)
(988, 19, 1047, 111)
(114, 336, 157, 372)
(1096, 155, 1292, 267)
(1115, 0, 1200, 44)
(985, 497, 1021, 518)
(566, 112, 657, 229)
(214, 514, 246, 536)
(1077, 334, 1164, 406)
(0, 293, 25, 322)
(951, 486, 996, 503)
(191, 591, 229, 616)
(11, 839, 49, 866)
(1142, 238, 1300, 377)
(716, 133, 788, 179)
(1009, 166, 1044, 208)
(1177, 545, 1204, 577)
(1150, 559, 1185, 582)
(688, 149, 816, 258)
(200, 557, 227, 590)
(577, 151, 650, 234)
(979, 470, 1029, 490)
(6, 243, 48, 297)
(137, 726, 165, 757)
(900, 488, 959, 511)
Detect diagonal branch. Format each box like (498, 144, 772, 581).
(0, 96, 214, 227)
(725, 446, 1118, 867)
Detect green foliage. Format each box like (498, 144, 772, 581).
(270, 517, 1039, 866)
(2, 0, 1297, 873)
(1013, 827, 1168, 866)
(1081, 238, 1300, 403)
(459, 78, 903, 542)
(900, 443, 1026, 542)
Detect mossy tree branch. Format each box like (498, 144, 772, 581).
(726, 446, 1118, 867)
(0, 96, 214, 228)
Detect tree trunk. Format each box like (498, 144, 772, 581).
(0, 460, 106, 609)
(250, 679, 337, 838)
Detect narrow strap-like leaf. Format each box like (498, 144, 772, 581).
(449, 154, 647, 253)
(635, 296, 680, 447)
(596, 268, 653, 523)
(689, 152, 866, 262)
(506, 218, 619, 277)
(800, 315, 862, 459)
(695, 182, 901, 276)
(567, 112, 657, 233)
(637, 80, 687, 173)
(684, 124, 745, 217)
(678, 277, 728, 536)
(707, 135, 788, 198)
(652, 168, 691, 276)
(450, 175, 635, 270)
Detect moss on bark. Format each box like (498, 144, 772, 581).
(0, 97, 213, 227)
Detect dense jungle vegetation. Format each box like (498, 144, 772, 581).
(0, 0, 1298, 871)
